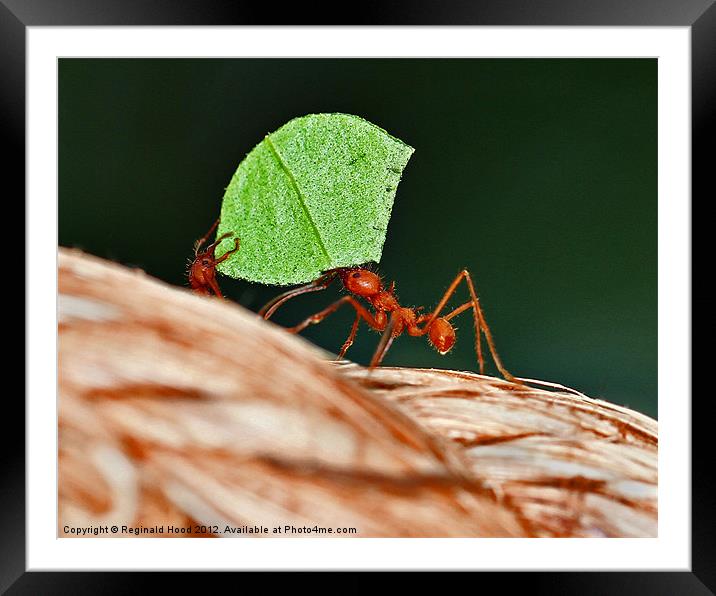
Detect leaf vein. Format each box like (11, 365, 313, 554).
(264, 134, 332, 267)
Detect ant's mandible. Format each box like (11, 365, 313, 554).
(188, 219, 240, 298)
(259, 267, 515, 382)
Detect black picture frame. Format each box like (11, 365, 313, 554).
(6, 0, 709, 592)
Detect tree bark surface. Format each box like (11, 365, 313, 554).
(58, 248, 657, 538)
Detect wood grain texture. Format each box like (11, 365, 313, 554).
(58, 248, 657, 537)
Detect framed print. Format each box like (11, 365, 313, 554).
(8, 0, 710, 591)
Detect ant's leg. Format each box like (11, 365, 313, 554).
(206, 276, 224, 299)
(369, 312, 400, 368)
(204, 232, 235, 256)
(194, 218, 220, 254)
(259, 271, 338, 319)
(442, 301, 472, 320)
(336, 313, 361, 361)
(285, 296, 382, 335)
(417, 270, 514, 382)
(212, 238, 240, 265)
(457, 271, 514, 382)
(435, 300, 484, 374)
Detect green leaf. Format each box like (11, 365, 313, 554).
(215, 113, 414, 285)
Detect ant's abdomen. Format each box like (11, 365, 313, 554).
(428, 318, 456, 355)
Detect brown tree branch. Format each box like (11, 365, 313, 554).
(58, 248, 657, 537)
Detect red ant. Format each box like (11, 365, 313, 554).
(188, 219, 240, 298)
(259, 267, 516, 382)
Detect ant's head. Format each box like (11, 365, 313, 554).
(194, 238, 215, 260)
(192, 238, 211, 260)
(340, 267, 382, 298)
(188, 250, 216, 287)
(428, 317, 457, 355)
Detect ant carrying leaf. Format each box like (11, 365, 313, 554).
(259, 266, 516, 382)
(186, 114, 516, 382)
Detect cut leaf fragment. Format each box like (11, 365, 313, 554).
(216, 113, 414, 285)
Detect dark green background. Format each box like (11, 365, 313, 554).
(59, 59, 657, 417)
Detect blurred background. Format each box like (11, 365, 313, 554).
(59, 58, 657, 417)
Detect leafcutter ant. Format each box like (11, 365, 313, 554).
(188, 219, 240, 298)
(259, 267, 516, 382)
